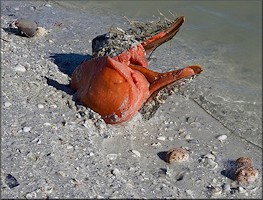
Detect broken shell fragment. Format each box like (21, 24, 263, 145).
(217, 134, 227, 143)
(35, 27, 47, 37)
(165, 147, 189, 163)
(15, 18, 37, 37)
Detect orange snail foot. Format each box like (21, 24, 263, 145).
(129, 64, 203, 97)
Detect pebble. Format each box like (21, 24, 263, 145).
(165, 147, 189, 163)
(217, 134, 227, 142)
(4, 102, 12, 108)
(14, 65, 26, 72)
(157, 136, 166, 141)
(187, 139, 199, 144)
(131, 150, 141, 157)
(23, 126, 31, 132)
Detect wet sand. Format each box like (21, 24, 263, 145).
(1, 1, 262, 199)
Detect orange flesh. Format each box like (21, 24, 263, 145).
(71, 56, 149, 124)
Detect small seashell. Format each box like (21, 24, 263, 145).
(187, 139, 199, 144)
(15, 18, 37, 37)
(238, 186, 246, 193)
(151, 142, 161, 146)
(25, 191, 37, 199)
(42, 185, 53, 194)
(165, 147, 189, 163)
(37, 104, 44, 109)
(207, 159, 218, 169)
(4, 102, 12, 108)
(189, 121, 201, 128)
(222, 183, 231, 192)
(66, 144, 74, 149)
(55, 170, 66, 177)
(235, 166, 258, 184)
(14, 65, 26, 72)
(88, 152, 94, 156)
(184, 134, 191, 140)
(27, 152, 39, 162)
(44, 122, 51, 126)
(157, 136, 166, 141)
(211, 186, 222, 196)
(44, 4, 52, 7)
(111, 168, 121, 176)
(131, 150, 141, 157)
(204, 153, 216, 161)
(23, 126, 31, 132)
(236, 156, 252, 168)
(217, 134, 227, 142)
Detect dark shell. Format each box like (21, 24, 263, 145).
(92, 17, 177, 57)
(92, 28, 138, 57)
(15, 18, 37, 37)
(5, 174, 19, 188)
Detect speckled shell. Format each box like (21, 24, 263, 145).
(165, 148, 189, 163)
(235, 166, 258, 184)
(236, 156, 252, 168)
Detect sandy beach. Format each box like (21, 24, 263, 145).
(1, 1, 262, 199)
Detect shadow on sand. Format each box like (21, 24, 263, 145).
(46, 53, 92, 95)
(157, 151, 167, 162)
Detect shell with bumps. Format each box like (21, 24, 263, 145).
(165, 147, 189, 163)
